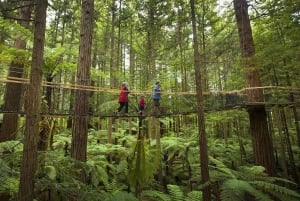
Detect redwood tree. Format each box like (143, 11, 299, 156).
(18, 0, 48, 200)
(190, 0, 211, 200)
(71, 0, 94, 184)
(0, 0, 32, 141)
(233, 0, 276, 176)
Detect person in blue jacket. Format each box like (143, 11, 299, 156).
(152, 81, 161, 109)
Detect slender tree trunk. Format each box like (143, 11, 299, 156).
(233, 0, 276, 176)
(278, 107, 299, 183)
(71, 0, 94, 185)
(0, 1, 32, 141)
(110, 0, 117, 88)
(274, 107, 289, 178)
(108, 117, 113, 143)
(190, 0, 210, 200)
(129, 23, 136, 87)
(155, 117, 165, 190)
(147, 1, 156, 80)
(67, 75, 75, 128)
(286, 73, 300, 147)
(18, 1, 47, 200)
(176, 3, 188, 92)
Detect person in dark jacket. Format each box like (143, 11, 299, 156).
(115, 82, 130, 115)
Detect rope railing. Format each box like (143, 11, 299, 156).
(0, 75, 300, 117)
(1, 75, 300, 96)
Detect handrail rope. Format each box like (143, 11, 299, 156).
(1, 76, 300, 96)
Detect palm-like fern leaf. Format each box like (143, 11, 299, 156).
(209, 156, 236, 179)
(142, 190, 172, 201)
(127, 138, 160, 189)
(167, 184, 184, 201)
(104, 191, 138, 201)
(221, 179, 272, 201)
(185, 190, 202, 201)
(250, 180, 300, 201)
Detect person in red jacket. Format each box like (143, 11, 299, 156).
(115, 82, 130, 115)
(138, 95, 146, 115)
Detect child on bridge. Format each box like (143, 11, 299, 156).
(138, 95, 146, 115)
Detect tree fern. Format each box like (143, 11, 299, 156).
(211, 157, 300, 201)
(209, 156, 236, 180)
(103, 179, 124, 193)
(0, 160, 18, 196)
(250, 180, 300, 201)
(104, 191, 138, 201)
(167, 184, 184, 201)
(220, 179, 272, 201)
(142, 190, 172, 201)
(142, 186, 202, 201)
(0, 141, 23, 197)
(186, 190, 202, 201)
(127, 138, 160, 191)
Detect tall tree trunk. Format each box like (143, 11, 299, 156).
(147, 1, 156, 80)
(117, 0, 122, 79)
(18, 1, 48, 200)
(190, 0, 210, 200)
(0, 0, 32, 142)
(286, 73, 300, 147)
(176, 2, 188, 92)
(233, 0, 276, 176)
(129, 23, 136, 87)
(71, 0, 94, 185)
(110, 0, 117, 88)
(278, 107, 299, 183)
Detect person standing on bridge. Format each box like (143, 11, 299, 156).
(138, 95, 146, 115)
(152, 81, 161, 115)
(115, 82, 130, 116)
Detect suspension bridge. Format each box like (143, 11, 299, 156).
(0, 76, 299, 117)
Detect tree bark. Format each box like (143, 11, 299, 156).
(18, 1, 48, 200)
(0, 0, 32, 142)
(110, 0, 117, 88)
(233, 0, 276, 176)
(71, 0, 94, 185)
(190, 0, 211, 200)
(147, 1, 156, 80)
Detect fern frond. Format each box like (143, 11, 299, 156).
(103, 178, 123, 192)
(142, 190, 172, 201)
(104, 191, 138, 201)
(209, 156, 236, 179)
(250, 180, 300, 200)
(236, 166, 269, 181)
(127, 139, 160, 189)
(167, 184, 184, 201)
(185, 190, 202, 201)
(88, 164, 109, 187)
(221, 179, 272, 201)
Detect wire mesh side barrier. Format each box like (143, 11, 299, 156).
(0, 76, 300, 117)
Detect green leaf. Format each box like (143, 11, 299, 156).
(44, 166, 56, 180)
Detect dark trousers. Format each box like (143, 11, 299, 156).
(118, 102, 128, 113)
(153, 99, 160, 107)
(139, 105, 145, 111)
